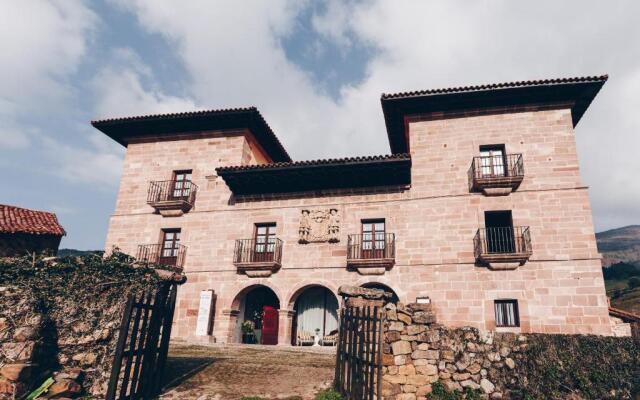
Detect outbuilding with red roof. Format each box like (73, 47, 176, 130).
(0, 204, 66, 257)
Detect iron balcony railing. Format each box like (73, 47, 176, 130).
(233, 238, 283, 265)
(136, 243, 187, 269)
(347, 233, 395, 262)
(147, 180, 198, 207)
(468, 154, 524, 190)
(474, 227, 532, 259)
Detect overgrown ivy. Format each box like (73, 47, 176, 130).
(509, 334, 640, 399)
(0, 251, 167, 308)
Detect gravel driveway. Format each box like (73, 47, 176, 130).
(159, 343, 336, 400)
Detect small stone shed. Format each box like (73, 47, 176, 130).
(0, 204, 66, 257)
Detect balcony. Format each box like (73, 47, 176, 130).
(136, 243, 187, 270)
(233, 238, 283, 277)
(147, 180, 198, 217)
(474, 227, 532, 270)
(468, 154, 524, 196)
(347, 233, 395, 275)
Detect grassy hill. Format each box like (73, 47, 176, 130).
(57, 248, 103, 257)
(597, 225, 640, 315)
(596, 225, 640, 267)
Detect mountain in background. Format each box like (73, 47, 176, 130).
(596, 225, 640, 315)
(57, 248, 102, 257)
(596, 225, 640, 267)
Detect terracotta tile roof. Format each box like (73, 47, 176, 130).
(92, 106, 256, 124)
(216, 153, 410, 172)
(0, 204, 66, 236)
(609, 306, 640, 322)
(381, 75, 609, 100)
(91, 106, 291, 162)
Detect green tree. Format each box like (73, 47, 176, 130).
(628, 276, 640, 289)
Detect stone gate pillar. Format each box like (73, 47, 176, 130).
(221, 309, 240, 343)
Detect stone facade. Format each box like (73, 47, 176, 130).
(100, 79, 613, 345)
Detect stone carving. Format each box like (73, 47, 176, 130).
(298, 208, 340, 243)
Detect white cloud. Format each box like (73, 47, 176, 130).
(108, 1, 640, 230)
(0, 1, 97, 109)
(41, 135, 124, 187)
(91, 48, 198, 118)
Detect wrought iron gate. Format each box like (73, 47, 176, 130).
(335, 306, 384, 400)
(106, 282, 178, 399)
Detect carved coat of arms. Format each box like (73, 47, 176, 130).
(298, 208, 340, 243)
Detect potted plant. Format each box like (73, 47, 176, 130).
(241, 320, 255, 344)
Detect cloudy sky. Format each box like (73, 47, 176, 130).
(1, 1, 639, 250)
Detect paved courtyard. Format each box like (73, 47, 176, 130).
(159, 343, 336, 400)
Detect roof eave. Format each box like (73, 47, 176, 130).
(91, 108, 292, 162)
(381, 76, 608, 154)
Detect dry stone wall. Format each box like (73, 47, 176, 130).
(339, 286, 639, 400)
(0, 252, 184, 399)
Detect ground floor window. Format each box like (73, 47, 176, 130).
(494, 299, 519, 327)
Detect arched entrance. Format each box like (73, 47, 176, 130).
(235, 285, 280, 345)
(361, 282, 400, 303)
(290, 286, 339, 346)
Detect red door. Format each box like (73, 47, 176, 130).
(261, 306, 279, 345)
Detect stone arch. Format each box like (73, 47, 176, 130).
(227, 282, 283, 345)
(285, 279, 340, 310)
(356, 278, 401, 303)
(228, 280, 284, 311)
(287, 282, 341, 346)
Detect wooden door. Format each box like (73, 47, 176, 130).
(159, 230, 180, 266)
(362, 220, 386, 259)
(171, 170, 192, 200)
(479, 148, 506, 177)
(261, 306, 279, 345)
(254, 224, 276, 262)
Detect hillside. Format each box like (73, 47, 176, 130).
(596, 225, 640, 267)
(597, 225, 640, 315)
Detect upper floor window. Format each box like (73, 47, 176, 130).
(172, 170, 193, 199)
(160, 228, 181, 262)
(479, 144, 506, 177)
(362, 219, 386, 257)
(254, 223, 277, 257)
(494, 299, 520, 327)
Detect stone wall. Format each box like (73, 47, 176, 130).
(374, 296, 639, 399)
(381, 301, 525, 399)
(0, 253, 184, 399)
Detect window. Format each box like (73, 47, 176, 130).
(254, 223, 276, 261)
(484, 210, 515, 253)
(479, 145, 506, 177)
(494, 299, 520, 327)
(362, 219, 386, 258)
(160, 229, 181, 264)
(172, 170, 192, 199)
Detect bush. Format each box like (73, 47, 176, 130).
(629, 276, 640, 289)
(511, 334, 640, 399)
(315, 388, 344, 400)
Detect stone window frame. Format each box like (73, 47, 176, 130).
(494, 299, 520, 328)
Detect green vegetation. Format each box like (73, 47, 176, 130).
(603, 261, 640, 314)
(314, 388, 344, 400)
(512, 334, 640, 399)
(427, 382, 481, 400)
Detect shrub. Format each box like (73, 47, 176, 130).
(315, 388, 344, 400)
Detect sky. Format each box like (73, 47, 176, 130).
(1, 1, 639, 250)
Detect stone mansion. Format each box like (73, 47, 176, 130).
(93, 75, 614, 345)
